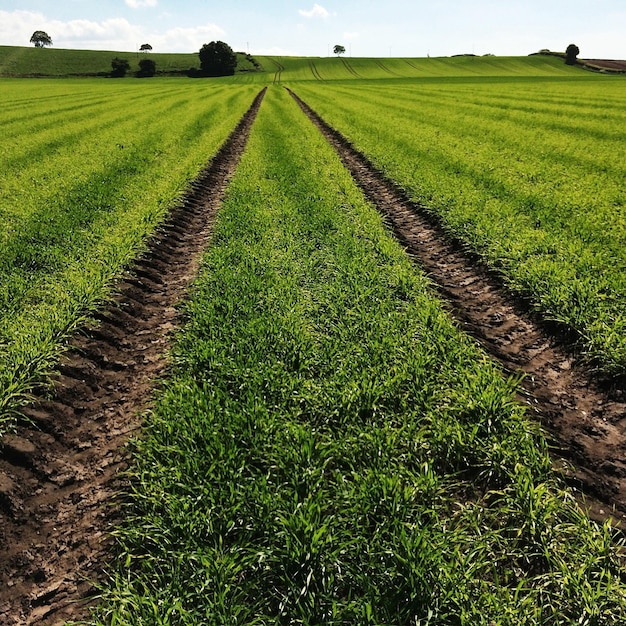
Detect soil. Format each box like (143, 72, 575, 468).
(2, 82, 626, 624)
(0, 87, 266, 626)
(582, 59, 626, 72)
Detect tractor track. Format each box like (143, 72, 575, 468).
(0, 87, 266, 626)
(375, 60, 401, 77)
(288, 87, 626, 523)
(340, 58, 361, 78)
(270, 59, 284, 84)
(309, 60, 324, 81)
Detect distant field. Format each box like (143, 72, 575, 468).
(257, 54, 584, 82)
(0, 45, 587, 79)
(0, 45, 257, 77)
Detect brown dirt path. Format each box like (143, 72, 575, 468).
(0, 87, 266, 626)
(288, 88, 626, 524)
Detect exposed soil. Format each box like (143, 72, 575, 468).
(0, 87, 266, 626)
(289, 88, 626, 523)
(582, 59, 626, 72)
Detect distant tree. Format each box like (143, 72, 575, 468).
(140, 43, 153, 52)
(198, 41, 237, 76)
(565, 43, 580, 65)
(333, 44, 346, 56)
(110, 57, 130, 77)
(30, 31, 52, 48)
(137, 58, 157, 77)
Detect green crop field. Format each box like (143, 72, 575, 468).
(0, 77, 259, 432)
(2, 52, 626, 623)
(89, 84, 626, 626)
(294, 75, 626, 372)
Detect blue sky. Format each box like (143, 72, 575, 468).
(0, 1, 624, 59)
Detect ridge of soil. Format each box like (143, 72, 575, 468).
(288, 87, 626, 524)
(0, 87, 266, 626)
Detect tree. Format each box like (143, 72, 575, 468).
(140, 43, 153, 52)
(110, 57, 130, 77)
(333, 44, 346, 56)
(565, 43, 580, 65)
(198, 41, 237, 76)
(137, 58, 156, 77)
(30, 31, 52, 48)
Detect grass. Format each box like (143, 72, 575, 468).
(0, 79, 260, 435)
(87, 86, 626, 625)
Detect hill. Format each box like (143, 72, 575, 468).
(0, 45, 613, 81)
(0, 45, 258, 77)
(252, 54, 584, 82)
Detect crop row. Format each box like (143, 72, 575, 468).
(90, 88, 626, 624)
(294, 76, 626, 372)
(0, 79, 259, 434)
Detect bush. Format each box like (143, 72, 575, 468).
(110, 57, 130, 78)
(137, 58, 156, 77)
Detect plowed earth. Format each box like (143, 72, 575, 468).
(0, 88, 266, 626)
(582, 59, 626, 72)
(2, 83, 626, 624)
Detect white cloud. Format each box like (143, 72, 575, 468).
(154, 24, 226, 53)
(0, 10, 140, 49)
(0, 10, 47, 47)
(253, 45, 296, 56)
(125, 0, 158, 8)
(0, 9, 223, 53)
(298, 4, 329, 19)
(343, 32, 359, 41)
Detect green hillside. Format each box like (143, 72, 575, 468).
(255, 54, 583, 82)
(0, 45, 257, 77)
(0, 45, 587, 80)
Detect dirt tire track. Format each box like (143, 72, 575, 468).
(0, 87, 267, 626)
(288, 87, 626, 522)
(309, 60, 323, 81)
(340, 58, 361, 78)
(375, 61, 401, 77)
(270, 59, 284, 84)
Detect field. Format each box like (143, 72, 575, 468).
(294, 76, 626, 372)
(1, 53, 626, 623)
(0, 78, 259, 431)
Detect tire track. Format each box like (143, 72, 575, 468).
(309, 60, 324, 81)
(270, 58, 284, 84)
(375, 60, 401, 77)
(340, 58, 361, 78)
(0, 87, 267, 626)
(288, 87, 626, 523)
